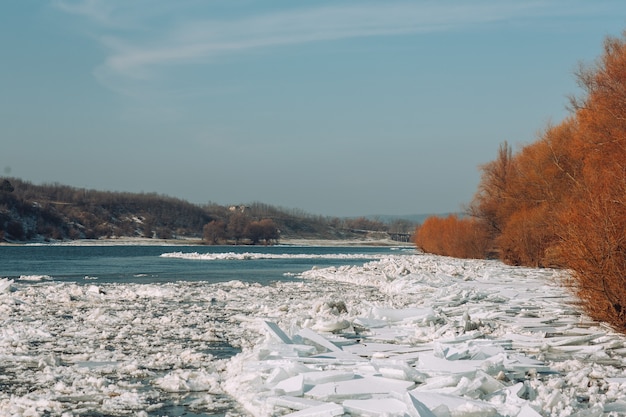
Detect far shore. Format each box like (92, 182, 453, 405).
(1, 236, 414, 247)
(280, 238, 413, 247)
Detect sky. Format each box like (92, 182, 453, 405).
(2, 1, 625, 217)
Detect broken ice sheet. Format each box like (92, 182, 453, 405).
(5, 253, 626, 417)
(411, 391, 498, 416)
(305, 376, 416, 401)
(343, 398, 408, 417)
(281, 402, 344, 417)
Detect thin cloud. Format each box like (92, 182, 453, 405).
(54, 1, 601, 90)
(53, 0, 140, 29)
(100, 3, 535, 77)
(54, 0, 114, 24)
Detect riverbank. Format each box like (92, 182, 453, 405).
(1, 236, 414, 247)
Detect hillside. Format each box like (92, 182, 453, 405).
(0, 178, 416, 244)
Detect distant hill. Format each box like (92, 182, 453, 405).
(0, 178, 419, 244)
(0, 178, 212, 242)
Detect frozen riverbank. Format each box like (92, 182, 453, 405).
(2, 253, 626, 416)
(1, 236, 411, 247)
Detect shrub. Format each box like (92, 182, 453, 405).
(414, 215, 490, 259)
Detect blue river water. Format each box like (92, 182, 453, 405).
(0, 244, 408, 285)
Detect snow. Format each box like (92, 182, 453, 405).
(2, 252, 626, 416)
(17, 274, 52, 282)
(160, 251, 385, 261)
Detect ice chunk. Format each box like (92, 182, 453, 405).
(154, 369, 220, 393)
(0, 278, 14, 293)
(101, 391, 146, 414)
(306, 376, 416, 401)
(302, 370, 355, 385)
(418, 369, 505, 396)
(266, 367, 291, 385)
(353, 317, 389, 329)
(504, 355, 551, 374)
(259, 343, 317, 359)
(343, 342, 418, 356)
(362, 327, 415, 343)
(485, 383, 528, 408)
(270, 396, 327, 411)
(604, 401, 626, 413)
(409, 391, 497, 416)
(274, 374, 304, 396)
(518, 405, 542, 417)
(309, 350, 367, 363)
(85, 284, 104, 295)
(296, 328, 343, 352)
(546, 333, 604, 347)
(343, 398, 407, 416)
(18, 274, 52, 281)
(264, 321, 293, 344)
(373, 359, 427, 382)
(406, 393, 437, 417)
(282, 402, 344, 417)
(417, 352, 485, 374)
(605, 377, 626, 384)
(470, 345, 507, 360)
(414, 374, 464, 391)
(370, 306, 436, 323)
(473, 370, 505, 395)
(312, 319, 351, 333)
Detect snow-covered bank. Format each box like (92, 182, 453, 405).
(2, 253, 626, 416)
(1, 236, 410, 247)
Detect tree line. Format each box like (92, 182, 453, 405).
(414, 31, 626, 331)
(0, 179, 416, 244)
(201, 203, 413, 245)
(0, 179, 212, 241)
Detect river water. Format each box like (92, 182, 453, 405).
(0, 244, 405, 285)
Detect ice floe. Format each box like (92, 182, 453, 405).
(160, 251, 385, 261)
(3, 253, 626, 416)
(17, 274, 53, 281)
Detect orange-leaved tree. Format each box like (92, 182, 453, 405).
(496, 120, 580, 266)
(469, 141, 515, 242)
(553, 33, 626, 330)
(413, 30, 626, 331)
(414, 214, 490, 259)
(468, 31, 626, 330)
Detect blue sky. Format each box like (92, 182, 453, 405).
(2, 1, 625, 217)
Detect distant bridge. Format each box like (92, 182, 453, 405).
(346, 228, 413, 243)
(388, 232, 413, 243)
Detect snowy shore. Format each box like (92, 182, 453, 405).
(2, 253, 626, 416)
(1, 236, 411, 247)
